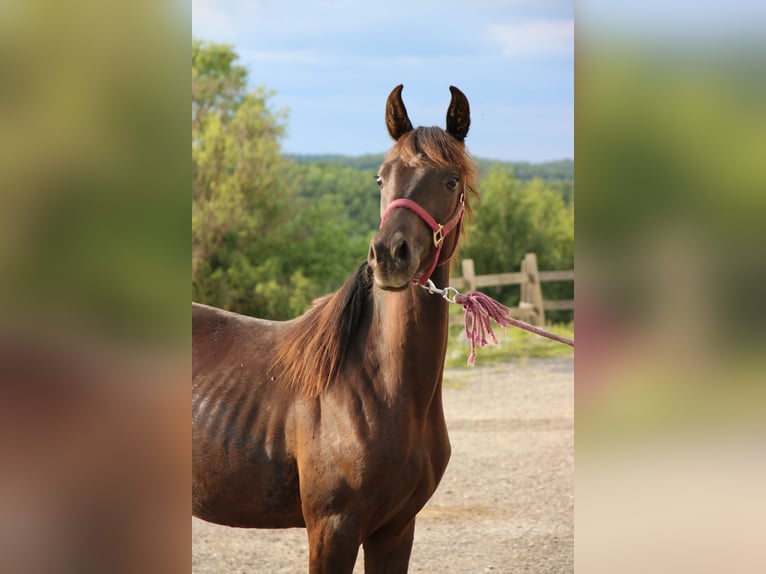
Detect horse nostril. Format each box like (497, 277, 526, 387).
(369, 236, 409, 270)
(393, 240, 409, 268)
(369, 239, 385, 265)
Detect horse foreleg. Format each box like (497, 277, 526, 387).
(362, 518, 416, 574)
(305, 515, 361, 574)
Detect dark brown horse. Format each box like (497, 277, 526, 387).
(192, 84, 478, 573)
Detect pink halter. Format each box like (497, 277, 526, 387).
(379, 192, 465, 285)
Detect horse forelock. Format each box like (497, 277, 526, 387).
(272, 263, 372, 398)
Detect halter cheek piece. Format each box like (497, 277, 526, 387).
(379, 191, 465, 285)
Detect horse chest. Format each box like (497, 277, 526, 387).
(302, 395, 450, 522)
(364, 420, 451, 531)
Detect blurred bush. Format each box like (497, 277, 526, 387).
(0, 0, 188, 345)
(0, 1, 188, 572)
(577, 7, 766, 574)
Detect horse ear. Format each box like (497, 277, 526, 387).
(385, 84, 413, 141)
(446, 85, 470, 141)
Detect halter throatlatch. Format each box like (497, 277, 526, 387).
(379, 192, 465, 285)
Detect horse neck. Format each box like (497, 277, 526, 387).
(369, 264, 452, 409)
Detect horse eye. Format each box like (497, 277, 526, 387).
(447, 175, 460, 190)
(375, 175, 383, 187)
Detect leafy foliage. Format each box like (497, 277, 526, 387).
(285, 161, 380, 237)
(192, 40, 363, 319)
(461, 166, 574, 321)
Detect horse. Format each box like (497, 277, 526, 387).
(192, 84, 478, 573)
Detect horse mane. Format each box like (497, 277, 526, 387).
(388, 126, 479, 224)
(273, 262, 372, 398)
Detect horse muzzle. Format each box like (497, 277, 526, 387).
(367, 230, 421, 290)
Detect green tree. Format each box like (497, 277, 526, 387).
(462, 166, 574, 321)
(192, 40, 367, 319)
(285, 161, 380, 238)
(192, 39, 291, 313)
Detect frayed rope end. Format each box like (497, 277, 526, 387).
(456, 291, 512, 366)
(455, 291, 574, 366)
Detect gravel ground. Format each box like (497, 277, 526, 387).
(192, 356, 574, 573)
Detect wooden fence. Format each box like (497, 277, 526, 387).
(449, 253, 574, 326)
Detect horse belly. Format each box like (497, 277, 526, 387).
(192, 437, 305, 528)
(192, 385, 304, 528)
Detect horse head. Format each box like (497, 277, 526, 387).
(368, 84, 476, 290)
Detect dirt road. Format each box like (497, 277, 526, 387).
(192, 356, 574, 573)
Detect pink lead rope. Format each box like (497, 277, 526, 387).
(421, 280, 575, 367)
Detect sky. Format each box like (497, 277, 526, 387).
(192, 0, 573, 162)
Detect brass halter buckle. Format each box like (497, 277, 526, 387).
(433, 224, 444, 247)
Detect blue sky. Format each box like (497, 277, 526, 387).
(192, 0, 573, 162)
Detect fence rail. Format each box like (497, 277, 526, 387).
(450, 253, 573, 326)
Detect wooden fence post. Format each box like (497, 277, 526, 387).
(520, 253, 545, 326)
(461, 258, 476, 291)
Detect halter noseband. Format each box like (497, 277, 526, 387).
(379, 191, 465, 285)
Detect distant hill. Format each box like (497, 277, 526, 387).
(284, 154, 384, 171)
(285, 154, 573, 182)
(474, 158, 573, 181)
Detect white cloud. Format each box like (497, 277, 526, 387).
(489, 19, 574, 59)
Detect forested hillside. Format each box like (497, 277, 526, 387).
(193, 40, 574, 322)
(287, 154, 573, 180)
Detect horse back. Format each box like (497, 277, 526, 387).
(193, 302, 276, 376)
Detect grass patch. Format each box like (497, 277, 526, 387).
(445, 320, 574, 369)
